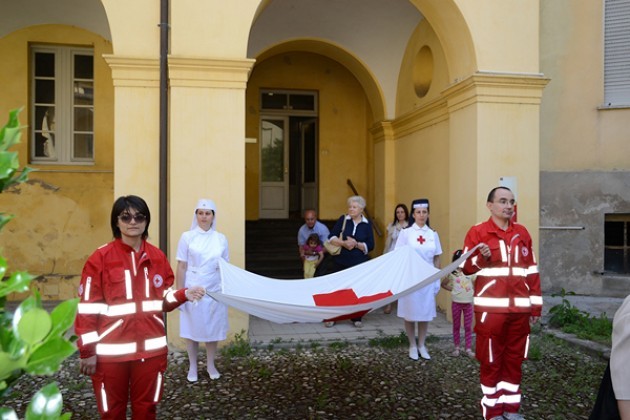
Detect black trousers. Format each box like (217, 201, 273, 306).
(589, 361, 620, 420)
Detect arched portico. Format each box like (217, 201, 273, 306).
(245, 0, 546, 291)
(245, 40, 386, 224)
(0, 0, 547, 345)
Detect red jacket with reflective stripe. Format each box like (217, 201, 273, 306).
(462, 218, 542, 316)
(75, 239, 186, 361)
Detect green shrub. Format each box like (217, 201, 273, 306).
(220, 330, 252, 358)
(0, 109, 78, 419)
(527, 341, 543, 361)
(548, 289, 582, 327)
(548, 289, 612, 344)
(368, 331, 407, 348)
(327, 340, 349, 350)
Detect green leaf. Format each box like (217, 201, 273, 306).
(0, 271, 33, 298)
(25, 338, 76, 376)
(49, 299, 78, 338)
(0, 109, 20, 133)
(25, 382, 63, 419)
(0, 213, 14, 232)
(0, 151, 19, 178)
(13, 166, 34, 183)
(0, 109, 22, 152)
(0, 256, 6, 278)
(0, 126, 22, 151)
(0, 407, 18, 420)
(16, 308, 51, 345)
(0, 168, 32, 192)
(0, 304, 27, 359)
(0, 329, 28, 360)
(12, 296, 42, 337)
(0, 107, 30, 194)
(0, 351, 27, 381)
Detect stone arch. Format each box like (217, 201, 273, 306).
(407, 0, 477, 82)
(251, 0, 478, 109)
(0, 0, 111, 41)
(256, 39, 386, 123)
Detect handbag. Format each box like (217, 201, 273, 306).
(323, 216, 347, 256)
(324, 240, 341, 255)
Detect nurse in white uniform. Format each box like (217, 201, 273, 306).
(176, 199, 229, 382)
(395, 198, 442, 361)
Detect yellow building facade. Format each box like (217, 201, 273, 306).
(1, 0, 628, 345)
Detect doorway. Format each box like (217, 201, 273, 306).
(259, 90, 318, 219)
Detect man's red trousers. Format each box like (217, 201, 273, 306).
(475, 312, 530, 419)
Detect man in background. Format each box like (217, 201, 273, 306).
(297, 209, 330, 261)
(298, 209, 330, 276)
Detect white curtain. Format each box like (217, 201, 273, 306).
(42, 110, 56, 158)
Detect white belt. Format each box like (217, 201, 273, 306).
(142, 300, 164, 312)
(474, 297, 510, 307)
(96, 336, 167, 356)
(96, 342, 137, 356)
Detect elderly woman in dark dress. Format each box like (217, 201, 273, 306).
(324, 195, 375, 328)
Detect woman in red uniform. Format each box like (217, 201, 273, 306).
(75, 195, 205, 419)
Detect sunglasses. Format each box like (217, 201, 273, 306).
(118, 213, 147, 223)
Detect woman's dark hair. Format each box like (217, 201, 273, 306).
(408, 198, 430, 227)
(391, 203, 409, 226)
(110, 195, 151, 239)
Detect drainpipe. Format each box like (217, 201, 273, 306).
(159, 0, 169, 255)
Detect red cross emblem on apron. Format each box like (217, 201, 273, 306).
(417, 235, 426, 244)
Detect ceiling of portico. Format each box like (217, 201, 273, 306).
(2, 0, 431, 122)
(248, 0, 424, 121)
(0, 0, 111, 40)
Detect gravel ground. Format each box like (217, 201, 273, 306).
(1, 330, 606, 419)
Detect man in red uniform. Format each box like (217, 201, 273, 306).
(462, 187, 542, 420)
(75, 195, 205, 419)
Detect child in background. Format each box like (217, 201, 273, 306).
(302, 233, 324, 278)
(441, 249, 476, 357)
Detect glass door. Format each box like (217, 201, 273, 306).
(300, 118, 318, 214)
(259, 117, 289, 218)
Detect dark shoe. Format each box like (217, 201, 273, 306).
(503, 412, 525, 420)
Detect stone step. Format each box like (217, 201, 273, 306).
(245, 219, 307, 279)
